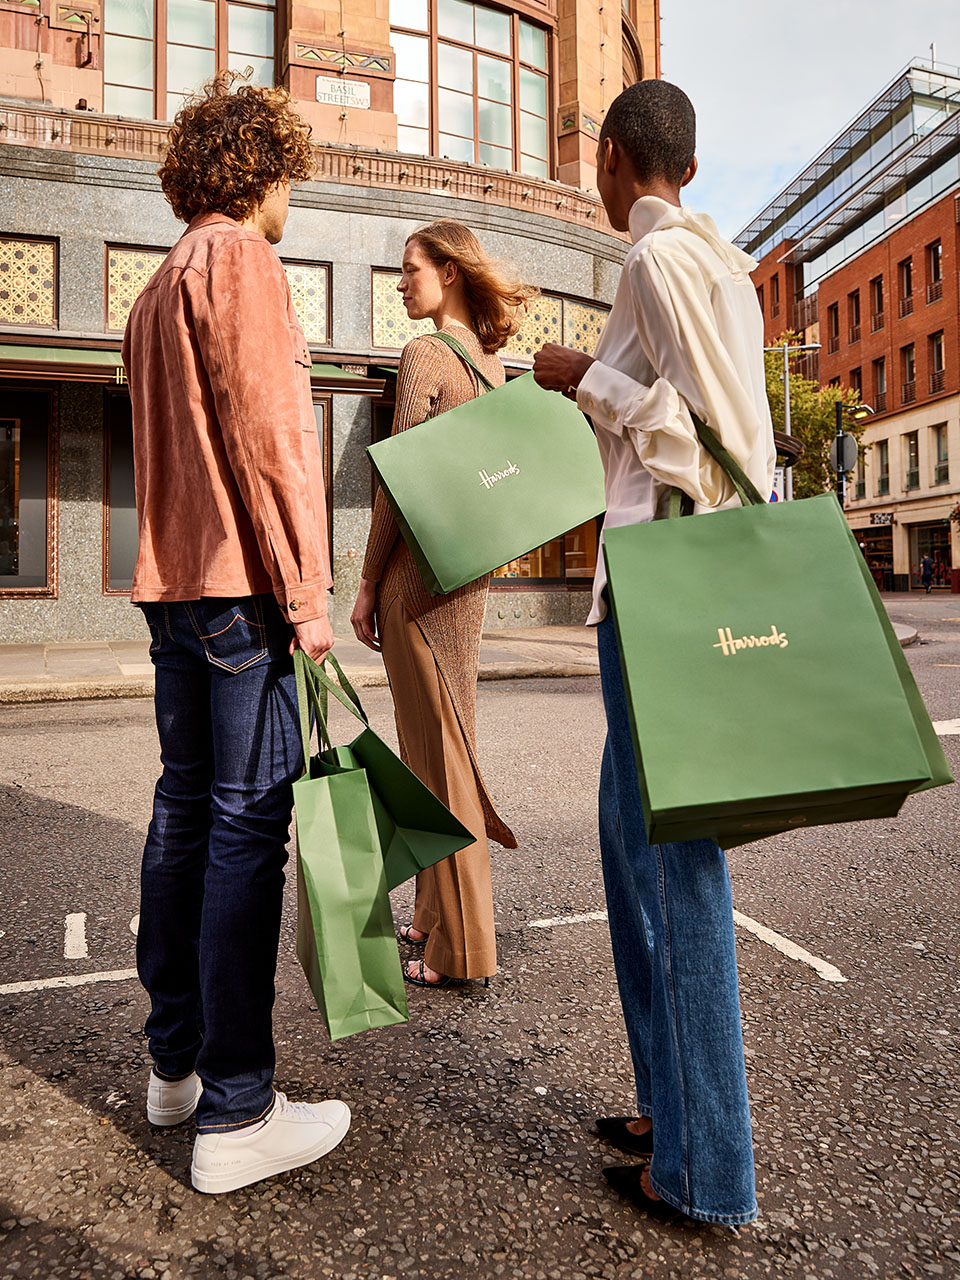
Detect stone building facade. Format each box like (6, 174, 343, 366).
(0, 0, 659, 641)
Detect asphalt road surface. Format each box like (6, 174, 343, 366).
(0, 597, 958, 1279)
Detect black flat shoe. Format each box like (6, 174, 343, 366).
(602, 1165, 693, 1224)
(595, 1115, 654, 1156)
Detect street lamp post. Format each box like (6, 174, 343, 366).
(764, 341, 821, 501)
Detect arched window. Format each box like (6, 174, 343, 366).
(391, 0, 551, 178)
(102, 0, 277, 121)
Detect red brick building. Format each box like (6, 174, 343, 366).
(741, 64, 960, 591)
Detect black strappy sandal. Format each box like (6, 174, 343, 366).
(403, 959, 454, 988)
(397, 924, 429, 946)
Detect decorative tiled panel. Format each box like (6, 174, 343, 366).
(563, 299, 608, 356)
(371, 270, 433, 348)
(282, 262, 330, 345)
(503, 295, 563, 359)
(107, 248, 165, 331)
(0, 238, 56, 327)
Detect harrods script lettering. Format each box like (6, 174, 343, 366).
(478, 461, 521, 490)
(713, 625, 789, 656)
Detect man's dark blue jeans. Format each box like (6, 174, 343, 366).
(137, 596, 303, 1132)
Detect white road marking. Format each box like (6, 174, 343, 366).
(528, 908, 847, 984)
(933, 719, 960, 735)
(129, 914, 140, 936)
(529, 910, 609, 928)
(732, 911, 847, 983)
(0, 968, 138, 996)
(64, 913, 88, 960)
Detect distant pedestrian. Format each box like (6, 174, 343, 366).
(920, 555, 934, 592)
(123, 71, 349, 1193)
(533, 80, 775, 1227)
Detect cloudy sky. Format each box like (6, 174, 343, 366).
(661, 0, 960, 240)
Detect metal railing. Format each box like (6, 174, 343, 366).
(849, 324, 861, 343)
(875, 390, 887, 411)
(878, 476, 890, 495)
(902, 380, 916, 404)
(899, 295, 914, 317)
(935, 460, 950, 483)
(828, 334, 840, 354)
(927, 279, 943, 303)
(871, 311, 885, 331)
(906, 468, 920, 489)
(930, 368, 946, 393)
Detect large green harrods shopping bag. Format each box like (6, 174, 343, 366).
(367, 334, 606, 596)
(602, 419, 952, 849)
(292, 652, 473, 1040)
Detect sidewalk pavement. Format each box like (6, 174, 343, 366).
(0, 611, 921, 704)
(0, 626, 603, 704)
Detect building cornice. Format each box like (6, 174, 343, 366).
(0, 100, 624, 242)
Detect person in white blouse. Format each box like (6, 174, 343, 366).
(534, 80, 774, 1229)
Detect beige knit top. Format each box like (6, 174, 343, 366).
(362, 322, 516, 849)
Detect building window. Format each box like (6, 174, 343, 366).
(103, 0, 278, 123)
(770, 273, 780, 318)
(904, 431, 919, 490)
(870, 275, 884, 331)
(493, 520, 600, 586)
(898, 256, 913, 317)
(827, 302, 839, 354)
(854, 446, 866, 499)
(756, 283, 764, 316)
(0, 389, 57, 596)
(847, 289, 860, 344)
(910, 523, 952, 590)
(105, 245, 330, 342)
(926, 239, 943, 304)
(390, 0, 551, 178)
(873, 356, 886, 412)
(0, 236, 58, 328)
(929, 330, 945, 394)
(876, 438, 889, 496)
(901, 344, 915, 404)
(932, 423, 949, 485)
(849, 367, 862, 397)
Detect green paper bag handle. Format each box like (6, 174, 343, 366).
(669, 413, 767, 518)
(428, 330, 496, 394)
(294, 648, 369, 769)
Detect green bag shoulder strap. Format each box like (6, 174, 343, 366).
(669, 412, 767, 518)
(294, 648, 369, 768)
(427, 329, 497, 394)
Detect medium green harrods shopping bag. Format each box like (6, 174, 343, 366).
(292, 652, 473, 1040)
(367, 333, 606, 596)
(602, 419, 953, 849)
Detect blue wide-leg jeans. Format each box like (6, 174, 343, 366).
(137, 596, 303, 1133)
(597, 611, 758, 1225)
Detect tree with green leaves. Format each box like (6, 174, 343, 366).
(764, 332, 865, 500)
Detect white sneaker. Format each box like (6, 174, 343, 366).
(146, 1069, 203, 1126)
(190, 1092, 351, 1194)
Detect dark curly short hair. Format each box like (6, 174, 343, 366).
(600, 80, 696, 186)
(159, 71, 316, 223)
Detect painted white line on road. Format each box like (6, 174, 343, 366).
(732, 911, 847, 983)
(64, 913, 88, 960)
(933, 719, 960, 735)
(0, 968, 137, 996)
(528, 908, 847, 984)
(529, 910, 609, 928)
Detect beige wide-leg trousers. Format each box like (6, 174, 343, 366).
(379, 596, 497, 980)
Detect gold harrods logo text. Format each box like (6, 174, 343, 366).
(479, 461, 521, 490)
(713, 625, 789, 656)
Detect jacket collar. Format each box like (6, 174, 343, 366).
(627, 196, 758, 278)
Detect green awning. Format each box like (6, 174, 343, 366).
(0, 343, 123, 366)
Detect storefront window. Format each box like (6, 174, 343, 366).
(856, 525, 893, 592)
(0, 389, 56, 595)
(910, 523, 952, 589)
(391, 0, 551, 177)
(493, 519, 600, 586)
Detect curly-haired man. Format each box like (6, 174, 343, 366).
(122, 73, 350, 1193)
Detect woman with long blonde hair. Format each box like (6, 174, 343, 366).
(352, 220, 535, 988)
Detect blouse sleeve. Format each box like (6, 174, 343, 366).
(361, 337, 442, 583)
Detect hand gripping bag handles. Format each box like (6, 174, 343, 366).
(602, 417, 952, 849)
(367, 331, 606, 595)
(292, 649, 475, 1040)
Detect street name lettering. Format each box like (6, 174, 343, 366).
(713, 624, 789, 656)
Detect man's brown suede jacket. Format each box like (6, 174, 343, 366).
(123, 212, 332, 623)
